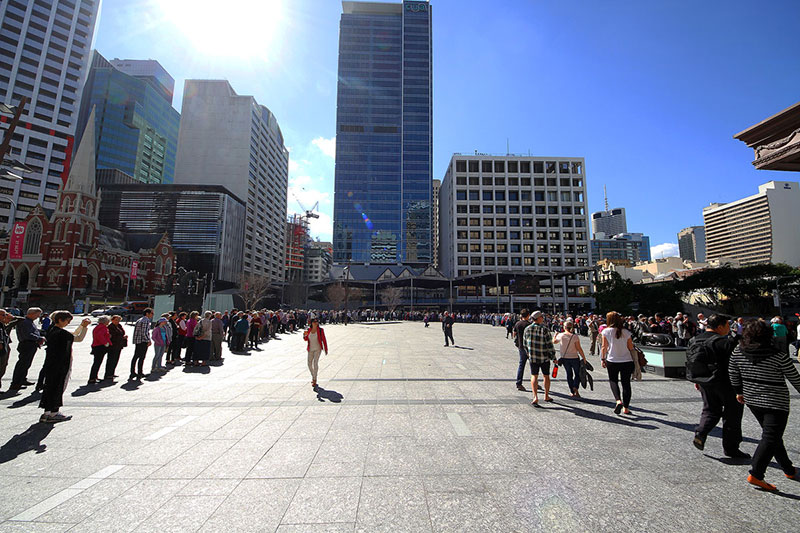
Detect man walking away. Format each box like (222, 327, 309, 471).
(689, 314, 748, 459)
(589, 315, 599, 356)
(10, 307, 44, 391)
(129, 308, 153, 381)
(513, 309, 531, 391)
(523, 310, 555, 405)
(442, 311, 455, 347)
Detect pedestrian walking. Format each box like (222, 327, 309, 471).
(554, 320, 587, 398)
(729, 318, 800, 491)
(687, 314, 747, 458)
(150, 318, 171, 373)
(588, 315, 600, 356)
(9, 307, 44, 391)
(523, 310, 556, 405)
(129, 308, 153, 381)
(39, 311, 89, 423)
(105, 315, 127, 381)
(513, 309, 531, 391)
(442, 311, 455, 347)
(87, 316, 111, 384)
(600, 311, 636, 415)
(303, 317, 328, 389)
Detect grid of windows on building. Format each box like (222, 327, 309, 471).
(438, 156, 593, 310)
(0, 0, 100, 227)
(590, 233, 651, 264)
(333, 1, 432, 266)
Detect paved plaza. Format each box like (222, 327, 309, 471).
(0, 321, 799, 532)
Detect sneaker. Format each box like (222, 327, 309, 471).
(516, 384, 526, 391)
(747, 474, 777, 492)
(785, 467, 797, 480)
(39, 414, 51, 423)
(49, 412, 72, 423)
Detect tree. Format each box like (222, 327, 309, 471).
(380, 286, 404, 313)
(239, 273, 272, 310)
(593, 271, 634, 314)
(326, 283, 346, 310)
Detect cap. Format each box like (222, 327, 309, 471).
(531, 311, 543, 320)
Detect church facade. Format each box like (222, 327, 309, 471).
(0, 109, 175, 308)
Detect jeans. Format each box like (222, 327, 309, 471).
(151, 344, 166, 371)
(606, 361, 634, 407)
(11, 341, 38, 387)
(515, 346, 528, 385)
(695, 381, 744, 453)
(748, 406, 794, 480)
(89, 345, 108, 381)
(561, 358, 581, 393)
(130, 343, 148, 377)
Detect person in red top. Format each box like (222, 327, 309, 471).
(88, 316, 112, 384)
(302, 317, 328, 389)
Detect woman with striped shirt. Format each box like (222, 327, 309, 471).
(729, 319, 800, 491)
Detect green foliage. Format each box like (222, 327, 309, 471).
(594, 271, 634, 314)
(675, 263, 800, 307)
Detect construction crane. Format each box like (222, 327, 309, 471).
(291, 190, 320, 220)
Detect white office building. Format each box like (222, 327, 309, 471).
(439, 154, 593, 311)
(0, 0, 100, 227)
(432, 178, 440, 269)
(677, 226, 706, 262)
(591, 207, 627, 236)
(703, 181, 800, 267)
(174, 80, 288, 281)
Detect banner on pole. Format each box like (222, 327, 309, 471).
(9, 221, 26, 259)
(130, 260, 139, 280)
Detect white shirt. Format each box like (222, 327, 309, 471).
(308, 331, 321, 351)
(601, 327, 633, 363)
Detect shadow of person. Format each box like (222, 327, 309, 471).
(71, 382, 103, 397)
(182, 365, 211, 375)
(451, 346, 474, 351)
(0, 423, 54, 464)
(120, 380, 143, 391)
(316, 387, 343, 403)
(6, 390, 42, 409)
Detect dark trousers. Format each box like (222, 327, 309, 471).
(515, 346, 528, 385)
(11, 341, 38, 387)
(748, 406, 794, 480)
(169, 336, 183, 362)
(105, 347, 122, 379)
(606, 361, 634, 407)
(89, 346, 108, 381)
(249, 327, 259, 347)
(443, 328, 454, 346)
(695, 381, 744, 453)
(561, 358, 581, 393)
(184, 337, 195, 361)
(130, 343, 148, 377)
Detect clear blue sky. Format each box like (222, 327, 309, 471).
(94, 0, 800, 256)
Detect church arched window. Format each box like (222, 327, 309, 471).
(23, 219, 42, 255)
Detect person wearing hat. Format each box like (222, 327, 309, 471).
(303, 317, 328, 389)
(523, 310, 556, 405)
(150, 317, 172, 373)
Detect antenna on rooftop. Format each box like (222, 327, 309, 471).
(506, 138, 509, 155)
(604, 185, 609, 212)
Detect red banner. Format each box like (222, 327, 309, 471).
(9, 221, 26, 259)
(130, 260, 139, 280)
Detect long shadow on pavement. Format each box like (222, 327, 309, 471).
(0, 423, 53, 463)
(316, 387, 343, 403)
(538, 401, 659, 430)
(5, 390, 41, 409)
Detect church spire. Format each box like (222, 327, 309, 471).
(63, 106, 97, 196)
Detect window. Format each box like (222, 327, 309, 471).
(496, 206, 506, 214)
(561, 192, 571, 202)
(572, 162, 582, 174)
(469, 231, 480, 239)
(548, 206, 558, 215)
(483, 191, 493, 201)
(23, 219, 42, 254)
(469, 205, 480, 214)
(495, 191, 505, 201)
(457, 231, 468, 239)
(458, 244, 468, 252)
(509, 218, 520, 227)
(559, 162, 570, 174)
(552, 257, 562, 266)
(536, 218, 546, 227)
(521, 191, 531, 201)
(469, 176, 479, 186)
(483, 218, 493, 226)
(538, 257, 549, 266)
(494, 177, 505, 186)
(523, 244, 533, 253)
(457, 205, 467, 214)
(483, 243, 494, 252)
(496, 231, 507, 240)
(481, 161, 492, 172)
(484, 257, 495, 266)
(550, 244, 561, 253)
(155, 256, 163, 273)
(510, 231, 521, 240)
(511, 257, 521, 266)
(457, 217, 467, 227)
(456, 176, 467, 185)
(470, 243, 481, 252)
(456, 190, 466, 201)
(546, 161, 556, 173)
(535, 191, 545, 202)
(483, 231, 494, 239)
(536, 231, 547, 240)
(469, 217, 480, 226)
(456, 160, 466, 172)
(523, 231, 533, 240)
(468, 191, 479, 201)
(547, 192, 557, 202)
(458, 257, 468, 265)
(562, 219, 573, 227)
(482, 176, 492, 186)
(508, 161, 518, 173)
(482, 205, 493, 214)
(560, 178, 571, 187)
(537, 244, 547, 253)
(522, 206, 532, 214)
(494, 161, 505, 173)
(562, 206, 572, 214)
(521, 178, 531, 187)
(497, 243, 508, 252)
(549, 232, 560, 240)
(508, 191, 519, 201)
(509, 206, 519, 214)
(495, 218, 506, 226)
(563, 232, 573, 240)
(520, 161, 531, 173)
(547, 177, 557, 186)
(470, 257, 482, 266)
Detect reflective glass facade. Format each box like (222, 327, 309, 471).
(333, 1, 432, 266)
(76, 52, 179, 184)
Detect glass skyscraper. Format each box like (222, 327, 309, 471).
(333, 0, 432, 266)
(76, 51, 180, 184)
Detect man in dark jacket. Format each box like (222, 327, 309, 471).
(513, 309, 531, 391)
(9, 307, 43, 391)
(442, 312, 455, 347)
(691, 313, 748, 458)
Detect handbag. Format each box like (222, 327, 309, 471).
(630, 346, 647, 368)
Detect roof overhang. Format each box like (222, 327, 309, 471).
(734, 101, 800, 171)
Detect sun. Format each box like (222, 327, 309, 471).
(156, 0, 286, 59)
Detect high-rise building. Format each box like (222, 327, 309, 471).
(703, 181, 800, 266)
(677, 226, 706, 262)
(439, 154, 593, 311)
(432, 178, 440, 268)
(174, 80, 289, 281)
(591, 207, 627, 236)
(0, 0, 101, 227)
(76, 52, 180, 184)
(333, 0, 433, 266)
(305, 241, 333, 283)
(591, 233, 651, 265)
(98, 183, 246, 286)
(285, 214, 309, 283)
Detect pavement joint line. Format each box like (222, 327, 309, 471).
(9, 464, 125, 522)
(143, 415, 199, 440)
(446, 412, 472, 436)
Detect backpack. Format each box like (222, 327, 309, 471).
(685, 334, 718, 383)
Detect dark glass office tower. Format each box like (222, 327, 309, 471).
(333, 1, 432, 266)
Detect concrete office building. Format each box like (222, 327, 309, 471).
(591, 232, 651, 265)
(174, 80, 289, 281)
(0, 0, 100, 227)
(591, 207, 627, 236)
(703, 181, 800, 267)
(76, 51, 180, 184)
(98, 184, 246, 286)
(432, 178, 440, 268)
(677, 225, 706, 262)
(439, 154, 593, 311)
(305, 241, 333, 283)
(333, 0, 433, 266)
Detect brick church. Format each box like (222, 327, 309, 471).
(0, 109, 175, 308)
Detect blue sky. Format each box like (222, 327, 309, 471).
(94, 0, 800, 257)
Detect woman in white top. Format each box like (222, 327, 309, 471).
(553, 320, 586, 398)
(600, 311, 635, 414)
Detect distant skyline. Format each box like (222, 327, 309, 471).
(93, 0, 800, 257)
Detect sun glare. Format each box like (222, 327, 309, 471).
(156, 0, 285, 59)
